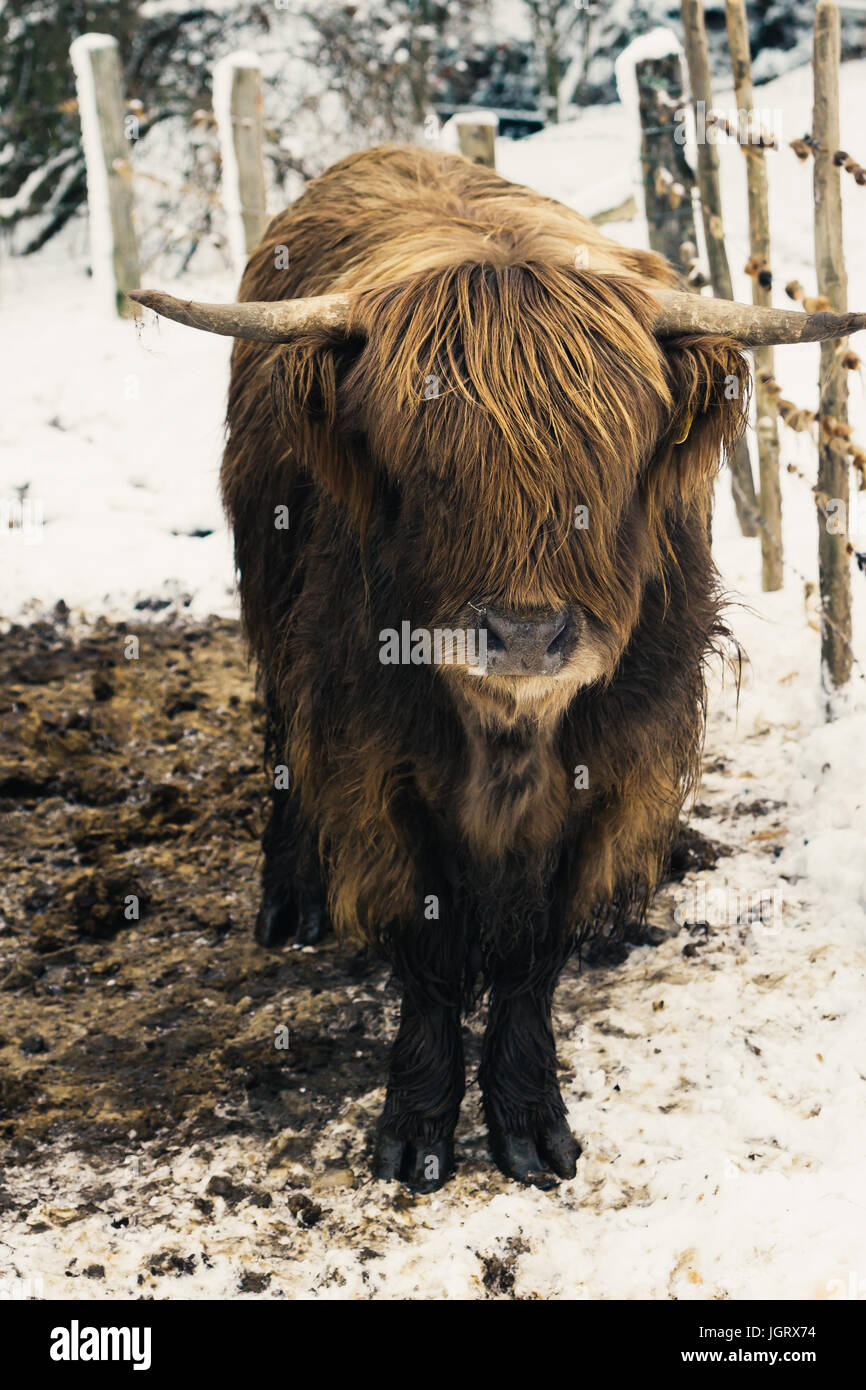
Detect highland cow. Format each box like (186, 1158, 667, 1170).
(133, 145, 862, 1192)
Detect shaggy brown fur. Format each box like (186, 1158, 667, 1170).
(221, 145, 748, 1189)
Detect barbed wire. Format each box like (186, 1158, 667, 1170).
(119, 161, 225, 210)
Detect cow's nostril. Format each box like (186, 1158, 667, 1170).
(482, 611, 508, 655)
(545, 613, 568, 654)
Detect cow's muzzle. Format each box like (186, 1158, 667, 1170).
(480, 608, 578, 676)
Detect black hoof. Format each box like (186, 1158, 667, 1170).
(254, 896, 330, 948)
(538, 1116, 582, 1179)
(294, 902, 329, 945)
(254, 899, 294, 948)
(490, 1120, 581, 1189)
(372, 1132, 455, 1193)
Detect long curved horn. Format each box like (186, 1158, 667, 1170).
(653, 289, 866, 346)
(127, 289, 352, 342)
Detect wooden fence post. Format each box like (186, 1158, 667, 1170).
(813, 0, 852, 692)
(69, 33, 140, 317)
(454, 113, 498, 168)
(213, 51, 267, 271)
(635, 52, 698, 268)
(680, 0, 759, 536)
(725, 0, 783, 590)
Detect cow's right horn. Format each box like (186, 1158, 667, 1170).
(127, 290, 353, 342)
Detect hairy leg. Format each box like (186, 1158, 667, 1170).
(479, 939, 580, 1189)
(255, 783, 330, 947)
(373, 922, 467, 1193)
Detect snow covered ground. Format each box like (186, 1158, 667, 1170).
(1, 58, 865, 1299)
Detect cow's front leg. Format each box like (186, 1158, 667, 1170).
(480, 946, 581, 1189)
(373, 926, 465, 1193)
(255, 785, 330, 948)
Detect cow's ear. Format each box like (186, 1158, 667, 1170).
(646, 338, 751, 514)
(269, 330, 373, 522)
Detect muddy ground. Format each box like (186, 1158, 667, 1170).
(0, 611, 728, 1295)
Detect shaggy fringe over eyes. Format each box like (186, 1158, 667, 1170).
(355, 263, 670, 470)
(267, 262, 748, 636)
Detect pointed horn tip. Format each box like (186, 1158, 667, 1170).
(126, 289, 163, 310)
(791, 308, 866, 341)
(126, 290, 162, 316)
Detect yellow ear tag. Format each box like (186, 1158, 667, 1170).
(674, 414, 693, 445)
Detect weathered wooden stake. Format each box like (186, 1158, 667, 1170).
(680, 0, 759, 536)
(813, 0, 852, 692)
(454, 113, 498, 168)
(213, 52, 267, 270)
(70, 33, 140, 317)
(635, 52, 698, 268)
(725, 0, 783, 589)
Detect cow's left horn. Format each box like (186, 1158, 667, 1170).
(653, 289, 866, 346)
(127, 289, 352, 341)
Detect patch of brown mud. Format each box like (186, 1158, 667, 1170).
(0, 613, 393, 1182)
(0, 613, 728, 1183)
